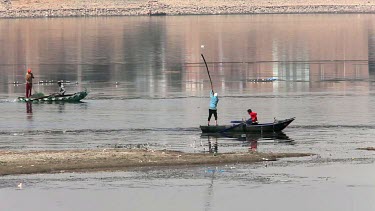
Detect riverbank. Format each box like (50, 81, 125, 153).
(1, 0, 375, 18)
(0, 149, 313, 176)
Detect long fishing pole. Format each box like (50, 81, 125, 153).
(201, 54, 213, 92)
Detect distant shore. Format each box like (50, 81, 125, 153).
(0, 148, 312, 175)
(1, 0, 375, 18)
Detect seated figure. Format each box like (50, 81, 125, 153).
(247, 109, 258, 125)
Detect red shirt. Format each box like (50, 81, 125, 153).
(249, 112, 258, 122)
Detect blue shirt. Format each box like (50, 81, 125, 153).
(209, 91, 219, 110)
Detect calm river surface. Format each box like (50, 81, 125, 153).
(1, 14, 375, 210)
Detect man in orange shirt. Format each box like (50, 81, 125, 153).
(25, 68, 34, 98)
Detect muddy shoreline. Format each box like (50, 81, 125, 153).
(0, 149, 313, 176)
(1, 0, 375, 18)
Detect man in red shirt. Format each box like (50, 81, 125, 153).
(247, 109, 258, 124)
(25, 68, 34, 98)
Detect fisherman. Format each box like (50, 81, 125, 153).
(247, 109, 258, 124)
(208, 90, 219, 126)
(57, 81, 66, 96)
(25, 68, 34, 98)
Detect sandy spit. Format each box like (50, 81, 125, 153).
(1, 0, 375, 18)
(0, 149, 313, 176)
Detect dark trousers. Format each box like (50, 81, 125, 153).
(26, 83, 32, 98)
(208, 109, 218, 121)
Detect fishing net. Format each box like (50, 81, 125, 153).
(30, 92, 45, 98)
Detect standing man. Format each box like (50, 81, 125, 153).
(208, 90, 219, 126)
(57, 81, 66, 96)
(25, 68, 34, 98)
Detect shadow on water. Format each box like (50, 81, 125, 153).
(201, 132, 294, 153)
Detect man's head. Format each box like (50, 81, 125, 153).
(57, 81, 62, 86)
(27, 69, 31, 73)
(247, 109, 252, 113)
(214, 93, 218, 97)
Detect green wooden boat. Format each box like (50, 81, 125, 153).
(17, 91, 88, 103)
(200, 117, 295, 134)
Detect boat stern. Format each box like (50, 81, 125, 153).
(200, 125, 226, 134)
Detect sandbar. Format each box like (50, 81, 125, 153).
(0, 148, 313, 176)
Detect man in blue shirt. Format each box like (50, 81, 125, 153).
(208, 90, 219, 126)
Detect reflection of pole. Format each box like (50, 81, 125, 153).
(213, 138, 218, 154)
(208, 136, 212, 153)
(204, 167, 215, 211)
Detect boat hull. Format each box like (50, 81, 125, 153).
(17, 91, 88, 103)
(200, 118, 295, 134)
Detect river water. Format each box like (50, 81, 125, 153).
(0, 14, 375, 210)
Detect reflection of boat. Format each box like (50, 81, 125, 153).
(201, 131, 293, 142)
(200, 132, 294, 153)
(17, 91, 88, 103)
(200, 117, 295, 134)
(225, 132, 292, 142)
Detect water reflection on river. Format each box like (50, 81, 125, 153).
(0, 14, 375, 210)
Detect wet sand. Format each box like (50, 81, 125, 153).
(0, 149, 312, 176)
(1, 0, 375, 18)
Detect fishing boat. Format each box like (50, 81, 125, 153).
(17, 90, 88, 103)
(200, 117, 295, 134)
(148, 11, 167, 16)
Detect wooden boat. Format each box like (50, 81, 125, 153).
(148, 11, 167, 16)
(17, 91, 88, 103)
(200, 117, 295, 134)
